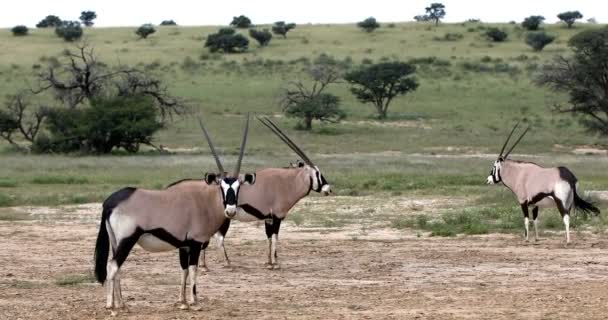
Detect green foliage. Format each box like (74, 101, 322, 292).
(537, 27, 608, 136)
(160, 20, 177, 26)
(272, 21, 296, 38)
(249, 29, 272, 47)
(285, 93, 346, 130)
(135, 24, 156, 39)
(557, 11, 583, 28)
(425, 3, 446, 26)
(11, 25, 28, 36)
(525, 31, 555, 51)
(522, 15, 545, 31)
(55, 21, 83, 42)
(36, 15, 62, 28)
(344, 62, 419, 119)
(485, 28, 508, 42)
(205, 28, 249, 53)
(34, 95, 162, 154)
(79, 11, 97, 27)
(230, 15, 252, 28)
(357, 17, 380, 32)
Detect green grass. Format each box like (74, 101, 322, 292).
(55, 273, 96, 286)
(30, 176, 90, 185)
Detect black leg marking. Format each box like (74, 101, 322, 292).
(188, 242, 203, 266)
(202, 241, 209, 250)
(114, 229, 143, 268)
(265, 219, 274, 239)
(179, 248, 188, 270)
(193, 284, 196, 296)
(532, 207, 539, 220)
(520, 203, 529, 219)
(219, 219, 231, 237)
(272, 216, 282, 236)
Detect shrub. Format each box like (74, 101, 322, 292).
(522, 15, 545, 30)
(36, 15, 62, 28)
(135, 24, 156, 39)
(485, 28, 508, 42)
(272, 21, 296, 38)
(357, 17, 380, 32)
(249, 29, 272, 46)
(11, 25, 28, 36)
(160, 20, 177, 26)
(284, 93, 346, 130)
(55, 21, 83, 42)
(434, 32, 463, 41)
(205, 28, 249, 53)
(230, 15, 252, 28)
(525, 31, 555, 51)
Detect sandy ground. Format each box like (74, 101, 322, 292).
(1, 202, 608, 320)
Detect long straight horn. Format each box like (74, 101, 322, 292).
(197, 116, 225, 175)
(233, 113, 250, 176)
(257, 116, 314, 166)
(499, 121, 520, 158)
(504, 126, 530, 159)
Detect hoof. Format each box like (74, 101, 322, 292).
(200, 266, 209, 272)
(266, 263, 274, 270)
(272, 264, 281, 270)
(110, 310, 119, 317)
(178, 303, 189, 310)
(189, 303, 202, 311)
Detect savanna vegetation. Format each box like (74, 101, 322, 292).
(0, 20, 607, 236)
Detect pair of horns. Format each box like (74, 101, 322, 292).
(499, 121, 530, 159)
(198, 113, 250, 177)
(257, 116, 315, 167)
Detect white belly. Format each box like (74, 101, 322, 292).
(231, 207, 265, 222)
(137, 234, 175, 252)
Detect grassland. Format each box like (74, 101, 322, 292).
(0, 22, 607, 236)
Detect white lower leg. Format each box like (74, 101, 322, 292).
(524, 217, 529, 241)
(188, 265, 198, 306)
(533, 219, 539, 241)
(267, 238, 272, 265)
(179, 268, 188, 304)
(271, 234, 278, 266)
(114, 274, 124, 308)
(105, 261, 118, 309)
(563, 214, 570, 243)
(217, 236, 230, 266)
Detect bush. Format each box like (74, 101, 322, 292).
(160, 20, 177, 26)
(36, 15, 62, 28)
(485, 28, 508, 42)
(525, 31, 555, 51)
(434, 32, 463, 41)
(249, 29, 272, 46)
(272, 21, 296, 38)
(522, 15, 545, 30)
(55, 21, 83, 42)
(35, 95, 162, 153)
(284, 93, 345, 130)
(230, 15, 252, 28)
(135, 24, 156, 39)
(357, 17, 380, 32)
(205, 28, 249, 53)
(11, 25, 28, 36)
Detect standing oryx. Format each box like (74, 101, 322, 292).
(202, 116, 331, 270)
(486, 122, 600, 243)
(93, 114, 255, 313)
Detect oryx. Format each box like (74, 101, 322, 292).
(201, 116, 331, 270)
(486, 122, 600, 243)
(93, 114, 255, 313)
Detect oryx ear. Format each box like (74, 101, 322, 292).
(240, 173, 256, 185)
(297, 160, 305, 167)
(204, 172, 218, 185)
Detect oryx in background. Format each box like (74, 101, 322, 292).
(94, 115, 255, 312)
(202, 116, 331, 270)
(486, 122, 600, 243)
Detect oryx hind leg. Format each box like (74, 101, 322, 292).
(520, 204, 530, 242)
(188, 242, 203, 310)
(553, 189, 572, 244)
(532, 206, 540, 242)
(177, 248, 189, 309)
(106, 228, 142, 311)
(265, 217, 282, 269)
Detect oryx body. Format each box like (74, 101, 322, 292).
(487, 123, 599, 243)
(94, 115, 253, 313)
(202, 117, 331, 270)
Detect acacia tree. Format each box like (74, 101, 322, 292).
(36, 15, 62, 28)
(79, 11, 97, 27)
(536, 27, 608, 136)
(272, 21, 296, 38)
(249, 29, 272, 46)
(357, 17, 380, 32)
(522, 15, 545, 30)
(281, 64, 345, 130)
(230, 15, 252, 28)
(0, 93, 47, 151)
(344, 62, 419, 119)
(425, 3, 446, 26)
(557, 11, 583, 28)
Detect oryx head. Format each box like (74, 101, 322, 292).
(258, 116, 332, 196)
(487, 121, 529, 185)
(199, 114, 255, 218)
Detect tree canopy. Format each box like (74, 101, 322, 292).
(79, 11, 97, 27)
(425, 3, 446, 26)
(557, 11, 583, 28)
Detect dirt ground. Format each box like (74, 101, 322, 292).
(2, 202, 608, 320)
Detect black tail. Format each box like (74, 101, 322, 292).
(574, 190, 601, 216)
(94, 206, 111, 284)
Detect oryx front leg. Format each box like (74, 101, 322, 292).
(188, 243, 203, 310)
(265, 217, 282, 269)
(563, 214, 571, 244)
(532, 206, 539, 242)
(217, 219, 231, 267)
(520, 204, 530, 242)
(177, 248, 189, 309)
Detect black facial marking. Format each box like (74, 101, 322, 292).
(221, 177, 239, 206)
